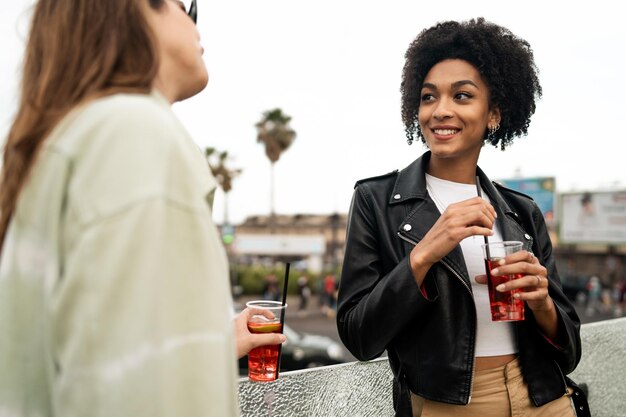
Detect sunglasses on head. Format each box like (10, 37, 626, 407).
(187, 0, 197, 24)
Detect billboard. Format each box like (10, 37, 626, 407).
(560, 191, 626, 244)
(233, 234, 326, 255)
(498, 177, 556, 224)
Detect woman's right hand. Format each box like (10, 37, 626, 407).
(409, 196, 497, 284)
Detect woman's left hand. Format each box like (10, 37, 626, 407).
(475, 250, 555, 313)
(234, 307, 287, 359)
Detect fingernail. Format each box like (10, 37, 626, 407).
(279, 335, 286, 343)
(496, 284, 505, 291)
(514, 293, 521, 299)
(491, 268, 499, 275)
(498, 259, 506, 265)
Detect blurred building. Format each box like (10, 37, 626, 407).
(499, 177, 626, 287)
(556, 190, 626, 289)
(219, 187, 626, 288)
(221, 213, 347, 274)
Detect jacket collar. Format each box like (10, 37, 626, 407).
(476, 166, 532, 246)
(393, 151, 534, 274)
(389, 152, 430, 205)
(390, 150, 520, 219)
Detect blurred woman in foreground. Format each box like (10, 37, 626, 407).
(0, 1, 282, 415)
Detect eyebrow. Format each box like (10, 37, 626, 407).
(422, 80, 480, 90)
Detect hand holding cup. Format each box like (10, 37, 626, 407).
(244, 300, 287, 382)
(476, 243, 553, 320)
(235, 307, 286, 359)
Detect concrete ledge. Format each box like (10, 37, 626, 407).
(238, 358, 394, 417)
(239, 318, 626, 417)
(569, 317, 626, 417)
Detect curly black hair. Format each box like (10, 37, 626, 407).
(400, 17, 542, 150)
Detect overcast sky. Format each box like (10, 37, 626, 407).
(2, 0, 625, 225)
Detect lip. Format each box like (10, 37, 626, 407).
(430, 125, 461, 140)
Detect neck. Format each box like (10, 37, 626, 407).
(426, 154, 479, 184)
(152, 76, 176, 104)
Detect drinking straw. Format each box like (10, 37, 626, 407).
(476, 175, 491, 259)
(275, 262, 290, 380)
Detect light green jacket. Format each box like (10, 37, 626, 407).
(0, 92, 239, 416)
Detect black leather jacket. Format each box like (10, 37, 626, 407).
(336, 152, 581, 416)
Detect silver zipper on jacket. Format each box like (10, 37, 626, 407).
(397, 232, 473, 295)
(397, 230, 478, 403)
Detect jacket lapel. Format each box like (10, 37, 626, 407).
(390, 154, 534, 286)
(392, 152, 471, 283)
(478, 168, 534, 251)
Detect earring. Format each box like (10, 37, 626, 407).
(487, 122, 500, 144)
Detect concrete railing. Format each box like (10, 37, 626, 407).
(569, 317, 626, 417)
(239, 318, 626, 417)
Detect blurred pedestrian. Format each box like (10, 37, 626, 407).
(323, 274, 337, 317)
(298, 275, 311, 314)
(262, 274, 281, 301)
(612, 279, 625, 317)
(585, 276, 602, 317)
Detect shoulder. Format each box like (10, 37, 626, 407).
(354, 169, 399, 189)
(82, 91, 178, 140)
(49, 92, 212, 220)
(492, 180, 535, 202)
(71, 92, 174, 132)
(85, 91, 170, 119)
(492, 181, 542, 217)
(50, 92, 180, 154)
(47, 92, 192, 168)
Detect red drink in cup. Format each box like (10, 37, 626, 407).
(247, 321, 283, 381)
(482, 241, 525, 322)
(246, 300, 287, 382)
(485, 259, 525, 321)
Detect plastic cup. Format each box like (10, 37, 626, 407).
(482, 241, 525, 322)
(246, 300, 287, 382)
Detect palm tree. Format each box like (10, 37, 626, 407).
(255, 108, 296, 232)
(204, 147, 242, 226)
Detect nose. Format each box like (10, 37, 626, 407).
(433, 98, 453, 120)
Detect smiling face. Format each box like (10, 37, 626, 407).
(418, 59, 500, 179)
(144, 0, 208, 102)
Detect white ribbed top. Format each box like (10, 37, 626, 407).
(426, 173, 518, 357)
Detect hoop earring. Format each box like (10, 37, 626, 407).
(487, 123, 500, 144)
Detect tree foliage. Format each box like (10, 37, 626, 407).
(255, 108, 296, 163)
(205, 147, 242, 193)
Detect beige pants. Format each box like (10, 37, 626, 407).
(411, 358, 576, 417)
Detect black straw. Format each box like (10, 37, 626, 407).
(275, 262, 290, 380)
(476, 176, 491, 259)
(280, 263, 290, 309)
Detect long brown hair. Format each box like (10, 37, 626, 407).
(0, 0, 164, 254)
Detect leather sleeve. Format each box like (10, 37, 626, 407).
(531, 204, 582, 374)
(336, 184, 436, 361)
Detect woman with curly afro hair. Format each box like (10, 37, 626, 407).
(337, 18, 583, 417)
